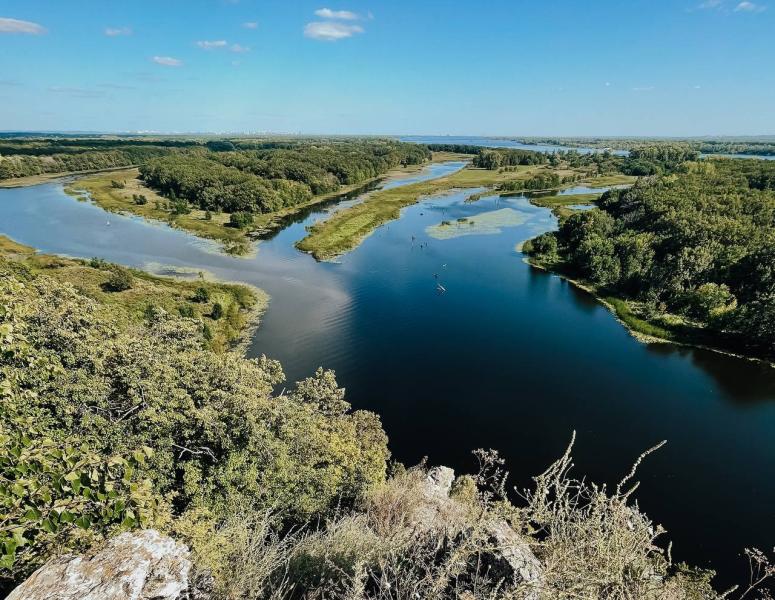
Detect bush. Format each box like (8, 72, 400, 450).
(132, 194, 148, 205)
(178, 303, 196, 318)
(229, 211, 254, 229)
(210, 302, 223, 320)
(104, 266, 133, 292)
(171, 199, 191, 215)
(88, 257, 108, 269)
(193, 286, 210, 303)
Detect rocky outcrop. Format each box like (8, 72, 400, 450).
(416, 466, 544, 597)
(481, 518, 543, 599)
(7, 530, 192, 600)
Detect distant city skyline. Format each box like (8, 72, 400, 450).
(1, 0, 774, 135)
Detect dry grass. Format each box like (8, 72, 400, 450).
(174, 439, 772, 600)
(0, 235, 35, 256)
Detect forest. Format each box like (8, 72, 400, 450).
(0, 138, 431, 190)
(524, 158, 775, 359)
(138, 140, 430, 215)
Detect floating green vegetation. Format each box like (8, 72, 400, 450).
(425, 208, 529, 240)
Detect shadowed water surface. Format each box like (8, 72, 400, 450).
(1, 164, 774, 588)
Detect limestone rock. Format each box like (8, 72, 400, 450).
(7, 530, 192, 600)
(482, 519, 543, 597)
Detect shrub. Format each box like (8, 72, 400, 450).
(87, 257, 108, 269)
(104, 266, 133, 292)
(229, 211, 254, 229)
(193, 286, 210, 303)
(210, 302, 223, 320)
(171, 199, 191, 215)
(178, 303, 196, 318)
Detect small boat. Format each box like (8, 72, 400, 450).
(436, 283, 446, 293)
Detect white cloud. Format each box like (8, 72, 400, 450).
(734, 1, 766, 11)
(196, 40, 227, 49)
(605, 82, 611, 87)
(0, 17, 46, 34)
(314, 8, 359, 20)
(632, 86, 655, 92)
(242, 21, 258, 29)
(105, 26, 132, 37)
(695, 0, 766, 11)
(230, 43, 250, 53)
(152, 56, 183, 67)
(304, 21, 363, 41)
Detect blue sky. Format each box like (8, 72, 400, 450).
(0, 0, 773, 135)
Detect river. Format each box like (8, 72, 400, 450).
(1, 162, 773, 588)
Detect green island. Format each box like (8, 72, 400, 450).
(296, 145, 644, 260)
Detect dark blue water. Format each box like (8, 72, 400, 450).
(1, 166, 774, 588)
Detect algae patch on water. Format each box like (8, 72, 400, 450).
(425, 208, 529, 240)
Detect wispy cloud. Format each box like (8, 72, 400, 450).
(735, 1, 766, 11)
(314, 8, 359, 20)
(242, 21, 258, 29)
(694, 0, 766, 11)
(230, 43, 250, 53)
(105, 26, 132, 37)
(632, 86, 655, 92)
(0, 79, 21, 87)
(152, 56, 183, 67)
(304, 21, 363, 41)
(0, 17, 46, 34)
(196, 39, 227, 49)
(48, 86, 106, 99)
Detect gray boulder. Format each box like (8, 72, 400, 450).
(481, 519, 543, 598)
(7, 530, 192, 600)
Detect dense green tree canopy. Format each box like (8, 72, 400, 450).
(525, 159, 775, 358)
(0, 257, 389, 583)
